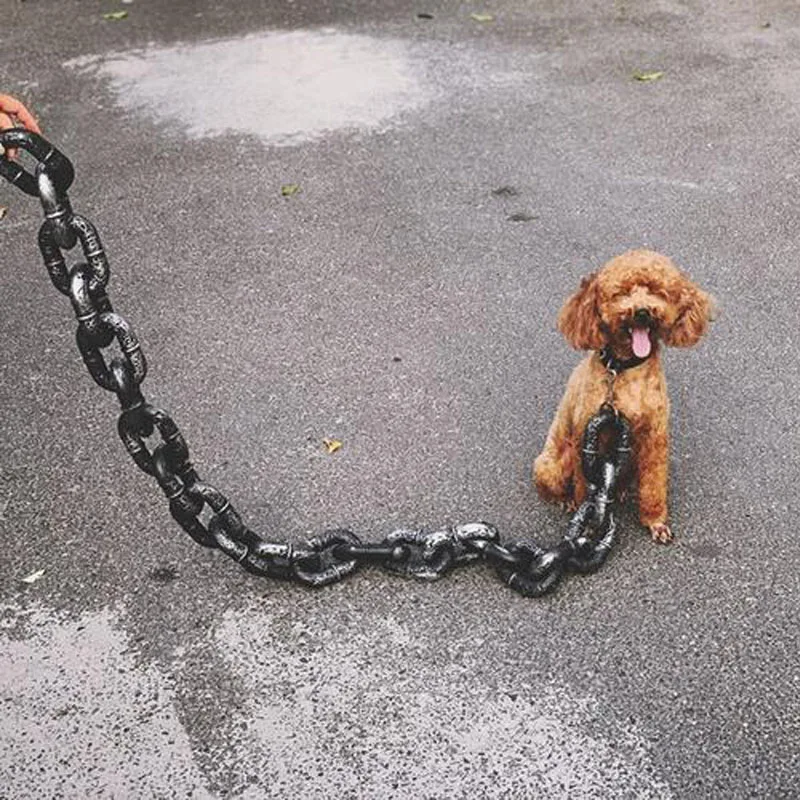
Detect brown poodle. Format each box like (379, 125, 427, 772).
(533, 249, 714, 543)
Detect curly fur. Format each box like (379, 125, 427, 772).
(533, 249, 714, 543)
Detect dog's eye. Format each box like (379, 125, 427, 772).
(642, 282, 669, 300)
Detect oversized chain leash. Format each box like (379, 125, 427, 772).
(1, 127, 633, 597)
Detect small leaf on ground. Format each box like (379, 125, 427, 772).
(281, 183, 301, 197)
(0, 207, 7, 220)
(632, 70, 664, 82)
(21, 569, 45, 584)
(323, 438, 342, 454)
(102, 10, 129, 20)
(470, 13, 494, 22)
(492, 186, 519, 197)
(508, 211, 538, 222)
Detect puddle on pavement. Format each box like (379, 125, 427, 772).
(67, 29, 433, 145)
(0, 601, 210, 798)
(0, 596, 671, 797)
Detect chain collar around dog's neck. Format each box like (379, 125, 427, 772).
(598, 347, 649, 375)
(598, 347, 650, 410)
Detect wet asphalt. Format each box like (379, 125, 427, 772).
(1, 1, 799, 797)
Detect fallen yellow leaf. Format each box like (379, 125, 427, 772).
(281, 183, 301, 197)
(323, 438, 342, 454)
(470, 12, 494, 22)
(632, 70, 665, 82)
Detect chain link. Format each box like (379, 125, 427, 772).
(1, 128, 632, 597)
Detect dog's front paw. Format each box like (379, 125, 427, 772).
(649, 523, 673, 544)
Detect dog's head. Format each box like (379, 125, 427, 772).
(557, 249, 715, 357)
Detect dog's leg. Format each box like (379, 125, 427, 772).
(533, 399, 577, 507)
(636, 426, 672, 543)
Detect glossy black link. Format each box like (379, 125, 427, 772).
(576, 498, 596, 524)
(0, 129, 75, 193)
(590, 461, 617, 528)
(208, 516, 248, 563)
(564, 535, 594, 564)
(208, 515, 274, 569)
(293, 529, 361, 586)
(500, 536, 586, 597)
(506, 555, 565, 598)
(564, 500, 594, 540)
(475, 540, 530, 569)
(157, 466, 218, 550)
(155, 418, 191, 477)
(118, 403, 190, 478)
(334, 542, 408, 563)
(226, 517, 261, 547)
(175, 462, 200, 493)
(76, 324, 114, 390)
(381, 528, 455, 580)
(612, 414, 633, 476)
(170, 502, 217, 548)
(147, 410, 194, 485)
(38, 220, 70, 295)
(295, 561, 355, 587)
(453, 521, 499, 544)
(580, 405, 618, 485)
(598, 511, 617, 552)
(110, 358, 146, 413)
(581, 408, 633, 492)
(0, 153, 38, 196)
(118, 411, 157, 473)
(567, 512, 617, 574)
(241, 540, 296, 579)
(528, 541, 572, 579)
(152, 446, 185, 494)
(117, 408, 154, 464)
(76, 311, 146, 392)
(68, 263, 115, 344)
(37, 171, 76, 250)
(189, 481, 233, 516)
(206, 499, 266, 550)
(451, 521, 500, 564)
(71, 215, 110, 288)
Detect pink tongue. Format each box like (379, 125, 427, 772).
(632, 326, 652, 358)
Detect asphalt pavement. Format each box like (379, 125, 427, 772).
(2, 1, 799, 797)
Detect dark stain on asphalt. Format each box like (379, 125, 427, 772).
(150, 566, 180, 583)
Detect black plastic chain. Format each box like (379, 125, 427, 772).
(1, 129, 632, 597)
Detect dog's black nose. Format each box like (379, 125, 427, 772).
(633, 308, 652, 326)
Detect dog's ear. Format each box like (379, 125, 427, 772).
(663, 275, 716, 347)
(558, 272, 604, 350)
